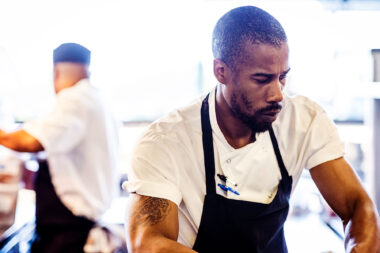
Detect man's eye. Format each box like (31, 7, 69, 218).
(279, 74, 287, 80)
(254, 78, 270, 84)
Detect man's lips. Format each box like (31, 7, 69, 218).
(261, 109, 281, 116)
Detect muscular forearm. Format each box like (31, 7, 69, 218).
(0, 129, 43, 152)
(310, 158, 380, 252)
(344, 196, 380, 253)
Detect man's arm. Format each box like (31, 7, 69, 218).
(125, 194, 197, 253)
(310, 157, 380, 253)
(0, 129, 43, 152)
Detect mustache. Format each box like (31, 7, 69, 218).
(256, 103, 282, 114)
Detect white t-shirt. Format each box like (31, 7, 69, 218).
(124, 87, 345, 247)
(24, 79, 119, 220)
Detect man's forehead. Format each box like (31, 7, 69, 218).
(243, 41, 288, 57)
(236, 41, 289, 69)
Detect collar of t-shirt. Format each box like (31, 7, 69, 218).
(57, 78, 90, 97)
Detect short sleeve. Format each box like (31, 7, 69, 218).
(123, 133, 182, 206)
(303, 112, 345, 170)
(23, 94, 86, 154)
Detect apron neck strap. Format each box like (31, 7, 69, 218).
(201, 94, 216, 195)
(269, 127, 289, 179)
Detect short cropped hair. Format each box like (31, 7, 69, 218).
(212, 6, 287, 70)
(53, 43, 91, 65)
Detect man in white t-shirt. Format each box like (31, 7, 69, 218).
(124, 6, 380, 253)
(0, 43, 119, 252)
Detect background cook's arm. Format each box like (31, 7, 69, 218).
(0, 129, 43, 152)
(310, 157, 380, 253)
(125, 193, 197, 253)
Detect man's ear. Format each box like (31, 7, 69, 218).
(213, 59, 230, 85)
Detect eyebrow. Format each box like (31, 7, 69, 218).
(251, 67, 291, 78)
(282, 68, 291, 76)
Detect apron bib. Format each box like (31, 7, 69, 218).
(192, 94, 292, 253)
(31, 160, 94, 253)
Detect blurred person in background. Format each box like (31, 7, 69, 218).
(124, 6, 380, 253)
(0, 42, 119, 253)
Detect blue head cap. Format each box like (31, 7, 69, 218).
(53, 43, 91, 65)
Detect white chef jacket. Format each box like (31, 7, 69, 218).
(124, 86, 345, 247)
(24, 79, 119, 220)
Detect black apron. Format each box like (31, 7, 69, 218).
(192, 94, 292, 253)
(31, 160, 94, 253)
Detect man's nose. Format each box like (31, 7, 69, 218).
(266, 80, 284, 103)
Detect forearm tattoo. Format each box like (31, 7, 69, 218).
(132, 196, 171, 230)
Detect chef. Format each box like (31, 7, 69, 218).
(124, 6, 380, 253)
(0, 42, 119, 252)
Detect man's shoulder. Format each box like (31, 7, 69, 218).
(138, 95, 204, 145)
(282, 94, 326, 118)
(274, 94, 329, 136)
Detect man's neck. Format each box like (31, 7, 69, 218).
(214, 85, 256, 149)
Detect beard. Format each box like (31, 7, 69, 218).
(230, 93, 282, 133)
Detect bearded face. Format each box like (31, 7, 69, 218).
(229, 91, 282, 133)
